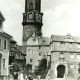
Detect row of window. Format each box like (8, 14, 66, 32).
(28, 49, 41, 55)
(70, 54, 80, 59)
(24, 13, 41, 22)
(30, 59, 40, 63)
(60, 42, 80, 48)
(60, 53, 80, 59)
(0, 39, 7, 49)
(15, 54, 24, 59)
(70, 64, 79, 69)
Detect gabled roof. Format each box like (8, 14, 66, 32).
(0, 31, 12, 39)
(0, 12, 5, 21)
(51, 34, 80, 43)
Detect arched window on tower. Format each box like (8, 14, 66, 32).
(29, 3, 33, 10)
(28, 13, 33, 20)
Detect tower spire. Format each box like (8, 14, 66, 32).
(25, 0, 41, 12)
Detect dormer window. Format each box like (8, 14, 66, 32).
(64, 34, 74, 42)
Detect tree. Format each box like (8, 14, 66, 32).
(34, 58, 47, 75)
(24, 64, 32, 75)
(10, 63, 20, 76)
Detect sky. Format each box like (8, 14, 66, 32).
(0, 0, 80, 45)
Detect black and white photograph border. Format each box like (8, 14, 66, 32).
(0, 0, 80, 80)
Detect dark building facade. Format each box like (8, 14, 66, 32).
(9, 39, 26, 77)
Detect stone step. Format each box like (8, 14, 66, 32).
(52, 78, 77, 80)
(52, 78, 66, 80)
(33, 78, 78, 80)
(33, 79, 77, 80)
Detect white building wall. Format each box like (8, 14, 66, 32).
(1, 50, 9, 76)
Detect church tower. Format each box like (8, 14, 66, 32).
(22, 0, 43, 41)
(22, 0, 43, 71)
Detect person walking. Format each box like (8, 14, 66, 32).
(14, 72, 18, 80)
(9, 74, 14, 80)
(24, 74, 28, 80)
(28, 73, 33, 80)
(38, 75, 40, 80)
(18, 71, 24, 80)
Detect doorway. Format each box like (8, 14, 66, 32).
(57, 65, 65, 78)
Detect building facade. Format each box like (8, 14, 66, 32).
(22, 0, 50, 72)
(9, 40, 26, 66)
(0, 12, 12, 80)
(9, 39, 26, 80)
(22, 0, 80, 79)
(48, 34, 80, 79)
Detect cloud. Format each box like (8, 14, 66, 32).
(0, 0, 24, 45)
(43, 0, 80, 37)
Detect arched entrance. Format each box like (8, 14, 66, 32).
(57, 65, 65, 78)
